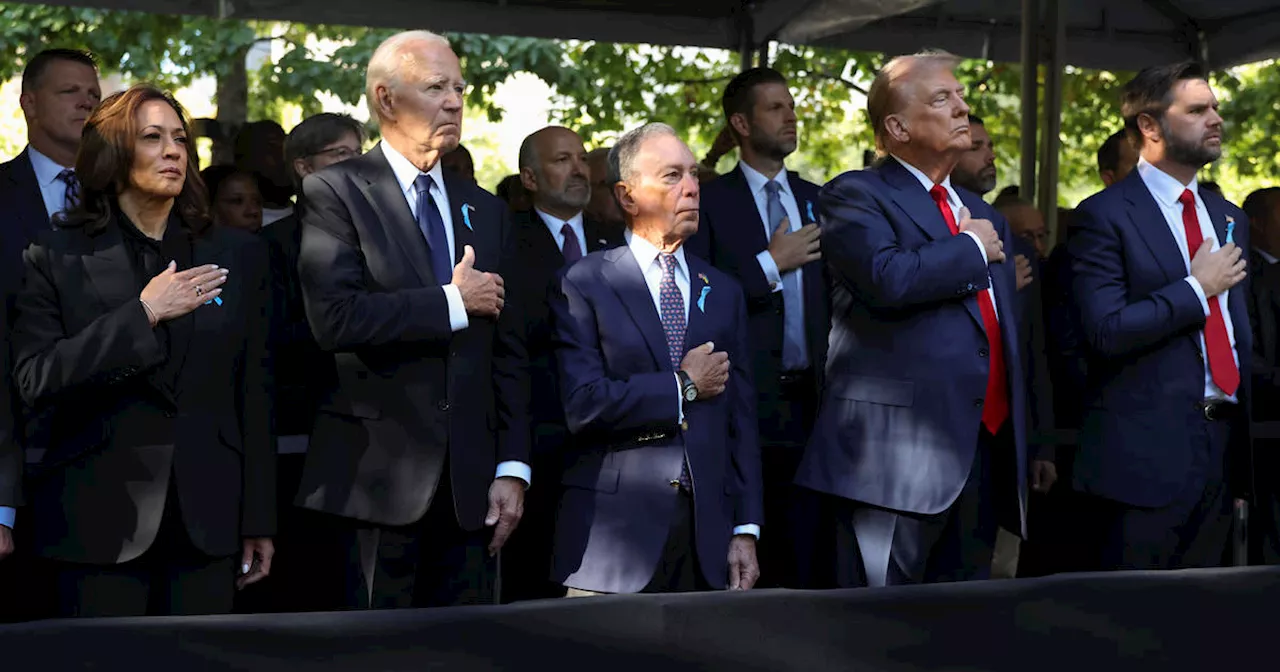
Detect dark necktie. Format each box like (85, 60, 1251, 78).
(560, 222, 583, 264)
(414, 174, 452, 285)
(764, 180, 809, 371)
(930, 184, 1008, 434)
(57, 169, 80, 213)
(658, 253, 693, 491)
(1179, 189, 1239, 396)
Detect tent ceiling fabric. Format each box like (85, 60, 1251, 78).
(794, 0, 1280, 70)
(15, 0, 1280, 69)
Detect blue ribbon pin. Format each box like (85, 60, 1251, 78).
(697, 286, 711, 312)
(1226, 217, 1235, 244)
(806, 200, 816, 223)
(462, 204, 474, 231)
(203, 296, 223, 306)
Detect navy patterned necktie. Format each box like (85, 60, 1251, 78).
(58, 169, 80, 212)
(658, 253, 686, 369)
(414, 174, 452, 285)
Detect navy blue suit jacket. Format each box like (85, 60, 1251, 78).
(548, 244, 762, 593)
(796, 157, 1028, 535)
(685, 165, 829, 436)
(1066, 170, 1252, 508)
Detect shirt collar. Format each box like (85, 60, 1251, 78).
(535, 208, 584, 231)
(891, 154, 959, 207)
(738, 161, 790, 197)
(1136, 157, 1199, 206)
(625, 229, 688, 277)
(381, 139, 445, 196)
(27, 145, 70, 187)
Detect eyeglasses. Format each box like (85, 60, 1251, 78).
(310, 146, 362, 161)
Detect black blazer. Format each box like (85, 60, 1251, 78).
(293, 145, 530, 530)
(0, 148, 50, 254)
(509, 209, 622, 458)
(11, 212, 275, 564)
(685, 165, 830, 436)
(260, 210, 326, 436)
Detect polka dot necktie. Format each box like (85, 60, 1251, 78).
(659, 253, 692, 491)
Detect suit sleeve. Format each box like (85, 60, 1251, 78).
(550, 272, 680, 437)
(239, 238, 276, 537)
(728, 287, 764, 527)
(821, 177, 991, 309)
(0, 300, 21, 511)
(491, 208, 531, 466)
(297, 173, 454, 351)
(1066, 202, 1206, 358)
(11, 243, 165, 408)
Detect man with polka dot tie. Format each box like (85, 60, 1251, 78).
(548, 123, 762, 596)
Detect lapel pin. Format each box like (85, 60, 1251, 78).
(697, 273, 711, 313)
(806, 200, 816, 223)
(1226, 216, 1236, 245)
(462, 203, 474, 231)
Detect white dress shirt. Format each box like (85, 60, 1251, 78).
(894, 155, 999, 319)
(535, 208, 587, 259)
(383, 140, 531, 485)
(27, 145, 74, 219)
(1136, 158, 1239, 403)
(739, 162, 804, 293)
(625, 231, 760, 539)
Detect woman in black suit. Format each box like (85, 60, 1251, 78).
(10, 84, 275, 617)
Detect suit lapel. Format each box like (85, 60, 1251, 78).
(82, 227, 138, 312)
(188, 229, 231, 369)
(953, 191, 990, 331)
(684, 254, 713, 357)
(584, 218, 620, 253)
(602, 247, 671, 370)
(727, 165, 771, 252)
(1124, 173, 1188, 286)
(525, 213, 566, 267)
(443, 173, 476, 265)
(9, 149, 51, 242)
(881, 158, 954, 242)
(355, 147, 434, 286)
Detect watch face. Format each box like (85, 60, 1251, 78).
(684, 387, 698, 402)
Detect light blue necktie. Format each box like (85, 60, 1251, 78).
(765, 180, 809, 371)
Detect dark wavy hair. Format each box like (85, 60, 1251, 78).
(57, 83, 210, 235)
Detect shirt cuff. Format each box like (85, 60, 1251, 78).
(0, 507, 14, 529)
(495, 461, 531, 488)
(961, 230, 989, 265)
(732, 523, 760, 539)
(756, 251, 784, 293)
(1185, 276, 1211, 316)
(443, 284, 470, 333)
(674, 373, 685, 423)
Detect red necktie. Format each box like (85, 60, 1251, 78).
(930, 185, 1009, 434)
(1179, 189, 1239, 396)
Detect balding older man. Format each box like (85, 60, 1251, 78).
(295, 30, 530, 609)
(549, 123, 761, 594)
(796, 51, 1029, 587)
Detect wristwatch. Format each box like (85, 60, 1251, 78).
(677, 370, 699, 402)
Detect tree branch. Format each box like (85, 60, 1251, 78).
(674, 75, 736, 85)
(808, 71, 868, 95)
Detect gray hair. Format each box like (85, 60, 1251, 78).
(608, 123, 678, 185)
(365, 30, 451, 124)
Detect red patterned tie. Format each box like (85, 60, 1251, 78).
(1179, 189, 1239, 396)
(930, 185, 1008, 434)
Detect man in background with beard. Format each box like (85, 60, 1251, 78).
(686, 68, 831, 588)
(503, 126, 622, 601)
(1067, 62, 1251, 571)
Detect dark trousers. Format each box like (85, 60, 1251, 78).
(641, 488, 712, 593)
(1086, 413, 1233, 571)
(756, 372, 832, 588)
(342, 473, 497, 609)
(53, 483, 237, 617)
(499, 451, 567, 603)
(834, 424, 1013, 587)
(1251, 438, 1280, 565)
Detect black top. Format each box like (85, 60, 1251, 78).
(118, 208, 194, 404)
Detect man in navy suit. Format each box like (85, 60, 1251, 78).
(0, 48, 101, 559)
(684, 67, 830, 588)
(1066, 62, 1251, 570)
(295, 31, 530, 608)
(549, 123, 762, 594)
(796, 51, 1028, 587)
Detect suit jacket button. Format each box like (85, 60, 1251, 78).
(973, 398, 984, 408)
(978, 348, 989, 358)
(681, 421, 689, 431)
(437, 400, 450, 412)
(669, 479, 680, 488)
(966, 283, 976, 291)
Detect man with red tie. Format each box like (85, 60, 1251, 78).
(796, 51, 1029, 586)
(1067, 62, 1251, 570)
